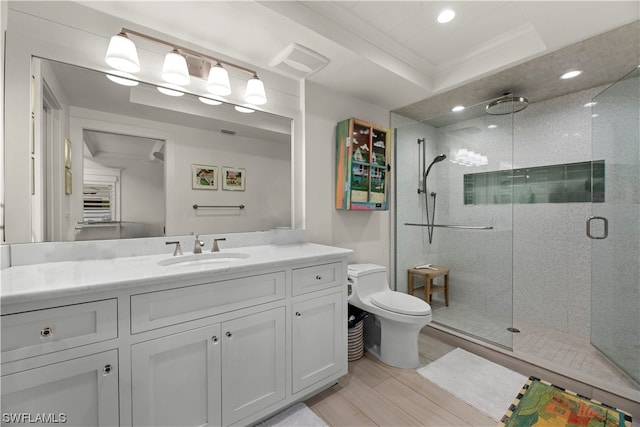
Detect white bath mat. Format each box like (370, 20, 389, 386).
(257, 402, 327, 427)
(417, 348, 527, 422)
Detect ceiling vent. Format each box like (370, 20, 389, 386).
(269, 43, 330, 79)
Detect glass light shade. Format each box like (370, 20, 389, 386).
(161, 50, 191, 86)
(198, 96, 223, 106)
(244, 76, 267, 105)
(234, 105, 255, 113)
(157, 84, 185, 97)
(105, 33, 140, 73)
(207, 64, 231, 96)
(106, 72, 139, 87)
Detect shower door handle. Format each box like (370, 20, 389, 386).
(586, 216, 608, 239)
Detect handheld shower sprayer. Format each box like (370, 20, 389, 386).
(425, 154, 447, 178)
(422, 153, 447, 243)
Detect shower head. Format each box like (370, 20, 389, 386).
(425, 154, 447, 177)
(486, 94, 528, 115)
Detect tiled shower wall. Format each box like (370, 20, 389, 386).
(395, 84, 611, 339)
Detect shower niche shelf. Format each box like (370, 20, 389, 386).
(335, 118, 391, 210)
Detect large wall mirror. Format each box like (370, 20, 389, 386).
(6, 57, 293, 243)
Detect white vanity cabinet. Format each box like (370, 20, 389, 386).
(0, 300, 119, 426)
(1, 243, 350, 427)
(292, 292, 344, 394)
(131, 307, 285, 427)
(291, 262, 346, 395)
(1, 350, 119, 426)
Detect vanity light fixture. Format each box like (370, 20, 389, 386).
(207, 63, 232, 96)
(244, 74, 267, 105)
(105, 27, 267, 104)
(105, 32, 140, 73)
(161, 49, 190, 86)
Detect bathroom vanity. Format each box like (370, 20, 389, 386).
(0, 243, 351, 426)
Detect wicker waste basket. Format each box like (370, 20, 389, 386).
(347, 305, 366, 362)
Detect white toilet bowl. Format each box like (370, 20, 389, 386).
(347, 263, 432, 368)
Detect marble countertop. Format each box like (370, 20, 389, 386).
(1, 243, 352, 305)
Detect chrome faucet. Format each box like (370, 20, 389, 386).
(193, 234, 205, 254)
(212, 238, 226, 252)
(166, 241, 183, 256)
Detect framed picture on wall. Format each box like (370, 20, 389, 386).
(64, 138, 72, 169)
(222, 167, 245, 191)
(192, 164, 218, 190)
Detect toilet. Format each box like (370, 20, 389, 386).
(347, 263, 432, 368)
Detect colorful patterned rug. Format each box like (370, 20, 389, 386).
(499, 376, 632, 427)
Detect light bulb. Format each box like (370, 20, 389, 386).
(161, 49, 190, 86)
(244, 75, 267, 105)
(105, 32, 140, 73)
(207, 64, 231, 96)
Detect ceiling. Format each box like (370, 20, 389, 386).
(79, 1, 640, 121)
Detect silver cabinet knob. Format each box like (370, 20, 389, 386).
(211, 336, 218, 343)
(315, 275, 322, 280)
(103, 364, 114, 375)
(40, 327, 53, 339)
(295, 312, 301, 317)
(226, 331, 232, 338)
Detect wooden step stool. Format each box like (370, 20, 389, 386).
(407, 266, 450, 306)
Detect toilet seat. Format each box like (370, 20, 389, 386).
(370, 291, 431, 316)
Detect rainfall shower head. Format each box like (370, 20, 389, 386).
(486, 93, 528, 115)
(425, 154, 447, 177)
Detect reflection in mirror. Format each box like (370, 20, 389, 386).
(24, 58, 293, 243)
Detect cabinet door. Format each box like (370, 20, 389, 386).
(131, 325, 222, 427)
(221, 308, 285, 426)
(292, 292, 345, 394)
(1, 350, 118, 426)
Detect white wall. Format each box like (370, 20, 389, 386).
(304, 81, 390, 267)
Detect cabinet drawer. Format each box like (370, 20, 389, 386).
(131, 271, 286, 333)
(292, 262, 343, 296)
(1, 299, 118, 363)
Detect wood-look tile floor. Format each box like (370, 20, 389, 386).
(305, 332, 495, 427)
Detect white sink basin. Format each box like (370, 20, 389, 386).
(158, 252, 250, 267)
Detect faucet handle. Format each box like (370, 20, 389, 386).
(166, 241, 183, 256)
(212, 238, 227, 252)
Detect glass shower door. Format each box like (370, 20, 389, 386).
(590, 66, 640, 384)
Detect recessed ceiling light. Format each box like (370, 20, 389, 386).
(488, 124, 497, 129)
(451, 105, 465, 112)
(560, 70, 582, 80)
(437, 9, 456, 23)
(583, 101, 598, 108)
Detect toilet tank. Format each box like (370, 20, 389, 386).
(348, 264, 389, 297)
